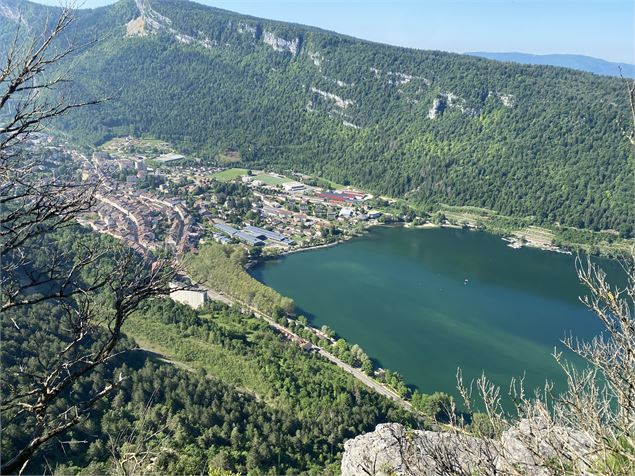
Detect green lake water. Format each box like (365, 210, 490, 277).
(250, 226, 613, 398)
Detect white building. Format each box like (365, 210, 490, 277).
(169, 284, 208, 309)
(156, 153, 185, 163)
(283, 182, 306, 192)
(339, 207, 354, 218)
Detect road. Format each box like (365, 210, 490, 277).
(197, 282, 413, 411)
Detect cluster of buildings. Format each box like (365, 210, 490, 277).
(32, 131, 387, 262)
(316, 189, 368, 204)
(212, 222, 295, 247)
(74, 148, 203, 256)
(234, 177, 385, 248)
(278, 326, 314, 351)
(82, 188, 198, 255)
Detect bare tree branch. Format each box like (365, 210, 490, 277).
(0, 7, 179, 473)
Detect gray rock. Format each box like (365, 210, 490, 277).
(341, 423, 494, 476)
(342, 420, 598, 476)
(497, 418, 597, 475)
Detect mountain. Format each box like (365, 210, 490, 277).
(466, 52, 635, 78)
(1, 0, 633, 236)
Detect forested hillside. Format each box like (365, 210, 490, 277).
(1, 226, 409, 474)
(1, 0, 633, 235)
(2, 297, 409, 474)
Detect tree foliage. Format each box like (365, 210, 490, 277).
(1, 0, 630, 235)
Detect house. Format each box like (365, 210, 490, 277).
(339, 207, 354, 219)
(119, 159, 134, 170)
(263, 207, 294, 219)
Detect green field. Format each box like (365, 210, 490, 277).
(212, 167, 248, 182)
(123, 311, 272, 396)
(312, 175, 347, 190)
(253, 173, 293, 186)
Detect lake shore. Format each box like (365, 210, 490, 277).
(408, 221, 574, 255)
(282, 240, 345, 256)
(271, 219, 581, 265)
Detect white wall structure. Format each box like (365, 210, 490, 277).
(169, 286, 208, 309)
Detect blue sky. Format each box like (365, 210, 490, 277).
(38, 0, 635, 63)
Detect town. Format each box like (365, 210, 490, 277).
(37, 136, 389, 258)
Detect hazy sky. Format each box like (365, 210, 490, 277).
(35, 0, 635, 63)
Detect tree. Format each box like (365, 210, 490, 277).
(432, 211, 446, 225)
(0, 7, 178, 473)
(411, 391, 454, 423)
(409, 76, 635, 476)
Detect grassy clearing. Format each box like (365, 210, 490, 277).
(322, 179, 347, 190)
(513, 226, 556, 246)
(216, 151, 241, 164)
(212, 167, 248, 182)
(439, 204, 498, 216)
(252, 173, 293, 186)
(138, 138, 167, 146)
(123, 313, 271, 396)
(308, 175, 348, 190)
(439, 204, 498, 225)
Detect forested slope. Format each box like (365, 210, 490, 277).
(2, 298, 408, 474)
(1, 224, 408, 474)
(1, 0, 633, 235)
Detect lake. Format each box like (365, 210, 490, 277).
(250, 226, 613, 399)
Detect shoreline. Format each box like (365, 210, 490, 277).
(281, 240, 346, 256)
(274, 226, 375, 258)
(271, 221, 576, 262)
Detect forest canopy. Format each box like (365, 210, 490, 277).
(1, 0, 632, 236)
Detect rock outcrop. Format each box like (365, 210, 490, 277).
(262, 30, 300, 55)
(125, 16, 147, 37)
(0, 1, 22, 24)
(341, 421, 597, 476)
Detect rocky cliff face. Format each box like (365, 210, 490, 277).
(341, 421, 597, 476)
(0, 1, 22, 24)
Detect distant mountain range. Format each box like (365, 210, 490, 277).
(1, 0, 633, 235)
(466, 52, 635, 78)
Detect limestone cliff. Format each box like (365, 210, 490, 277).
(341, 421, 597, 476)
